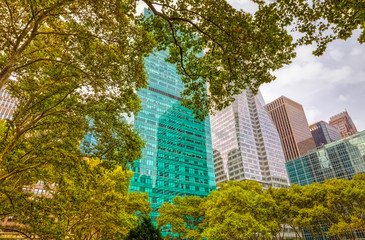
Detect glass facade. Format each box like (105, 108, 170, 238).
(210, 90, 289, 189)
(309, 121, 341, 147)
(130, 51, 216, 227)
(286, 131, 365, 186)
(0, 88, 17, 120)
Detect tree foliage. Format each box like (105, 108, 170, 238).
(0, 0, 299, 120)
(125, 216, 163, 240)
(271, 0, 365, 55)
(158, 175, 365, 240)
(157, 196, 205, 240)
(0, 157, 150, 239)
(0, 0, 150, 237)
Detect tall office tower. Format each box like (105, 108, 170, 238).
(286, 130, 365, 186)
(309, 121, 342, 147)
(329, 110, 358, 138)
(0, 88, 17, 120)
(265, 96, 316, 162)
(130, 51, 216, 226)
(210, 90, 289, 189)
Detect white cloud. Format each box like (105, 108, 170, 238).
(227, 0, 259, 13)
(327, 48, 344, 62)
(338, 95, 348, 102)
(350, 47, 362, 56)
(306, 107, 321, 124)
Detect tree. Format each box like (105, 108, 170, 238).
(202, 180, 277, 240)
(325, 176, 365, 239)
(268, 185, 306, 240)
(157, 196, 205, 240)
(125, 216, 163, 240)
(1, 157, 150, 239)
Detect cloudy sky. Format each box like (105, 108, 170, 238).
(228, 0, 365, 131)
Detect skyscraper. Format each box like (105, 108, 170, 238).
(329, 110, 358, 138)
(210, 90, 289, 189)
(0, 88, 17, 120)
(265, 96, 316, 162)
(130, 51, 216, 225)
(309, 121, 342, 147)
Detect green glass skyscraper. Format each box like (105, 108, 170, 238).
(130, 51, 216, 227)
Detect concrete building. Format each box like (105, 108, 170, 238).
(210, 90, 289, 189)
(329, 110, 358, 138)
(265, 96, 316, 162)
(309, 121, 342, 147)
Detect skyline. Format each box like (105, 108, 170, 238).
(228, 0, 365, 132)
(260, 36, 365, 132)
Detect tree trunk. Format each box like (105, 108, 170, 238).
(0, 56, 17, 89)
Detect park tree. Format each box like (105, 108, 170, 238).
(0, 157, 150, 239)
(325, 176, 365, 239)
(125, 216, 163, 240)
(292, 183, 334, 240)
(157, 196, 205, 240)
(201, 180, 277, 240)
(267, 186, 305, 240)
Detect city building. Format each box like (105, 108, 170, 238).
(329, 110, 358, 138)
(210, 90, 289, 189)
(130, 50, 216, 226)
(0, 87, 17, 120)
(265, 96, 316, 162)
(286, 131, 365, 186)
(309, 121, 341, 147)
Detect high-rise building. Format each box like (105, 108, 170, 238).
(329, 110, 358, 138)
(265, 96, 316, 162)
(286, 130, 365, 186)
(130, 51, 216, 226)
(309, 121, 342, 147)
(0, 88, 17, 120)
(210, 90, 289, 189)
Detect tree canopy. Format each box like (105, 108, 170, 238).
(125, 216, 163, 240)
(0, 0, 296, 120)
(158, 176, 365, 240)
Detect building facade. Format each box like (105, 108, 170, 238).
(329, 110, 358, 138)
(309, 121, 342, 147)
(130, 51, 216, 226)
(286, 131, 365, 186)
(0, 88, 17, 120)
(265, 96, 316, 162)
(210, 90, 289, 189)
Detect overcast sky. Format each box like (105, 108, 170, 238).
(228, 0, 365, 131)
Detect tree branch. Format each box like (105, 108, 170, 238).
(0, 162, 44, 181)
